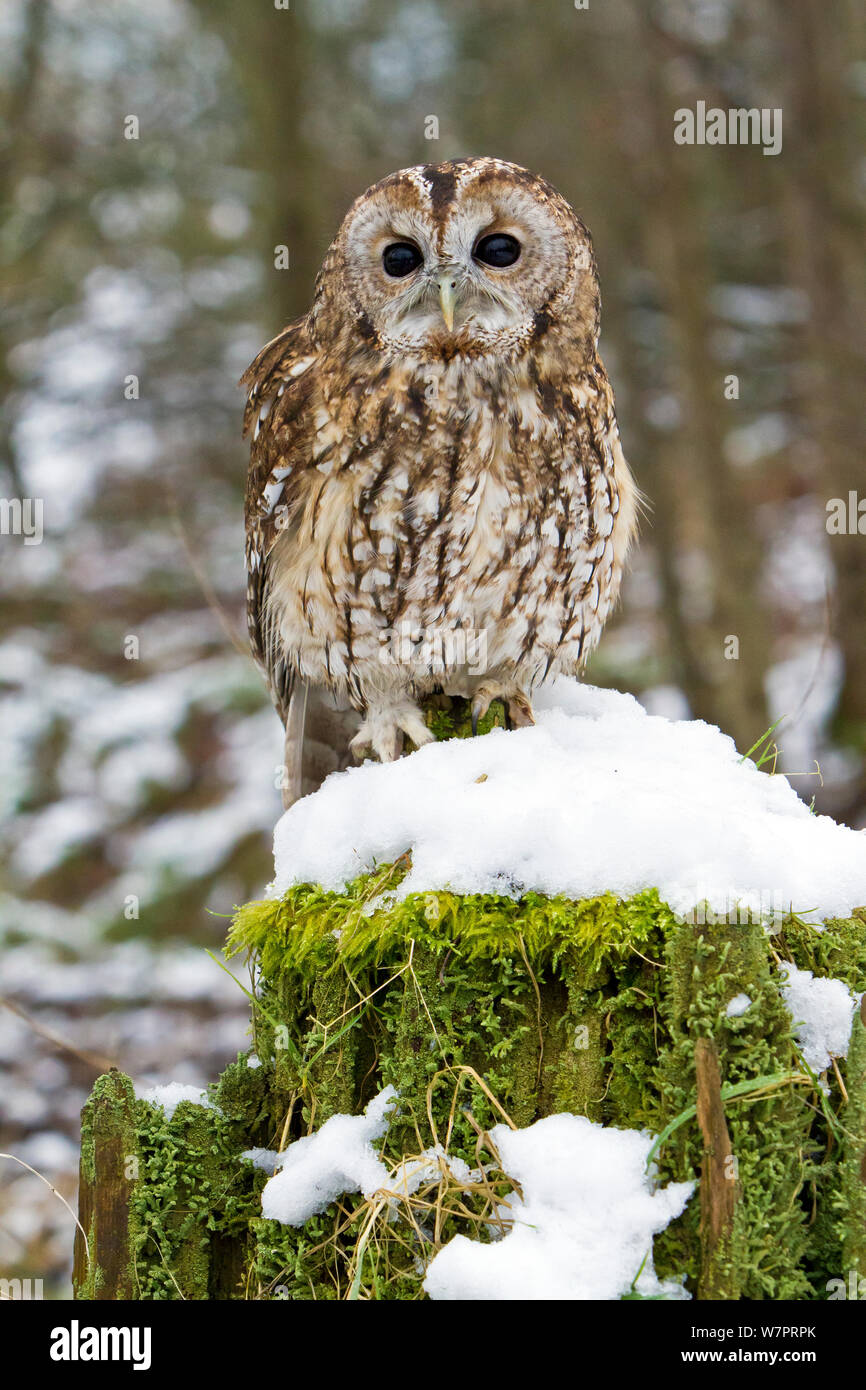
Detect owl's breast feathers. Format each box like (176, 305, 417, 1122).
(242, 316, 638, 712)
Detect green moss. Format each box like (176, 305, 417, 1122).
(839, 1005, 866, 1280)
(123, 1065, 267, 1300)
(77, 1070, 136, 1188)
(250, 1210, 348, 1299)
(778, 910, 866, 992)
(76, 877, 866, 1300)
(653, 917, 816, 1299)
(423, 694, 507, 742)
(228, 876, 672, 981)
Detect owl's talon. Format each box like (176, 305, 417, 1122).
(349, 702, 434, 764)
(470, 691, 496, 736)
(505, 695, 535, 728)
(469, 683, 535, 737)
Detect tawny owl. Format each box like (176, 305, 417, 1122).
(243, 158, 638, 806)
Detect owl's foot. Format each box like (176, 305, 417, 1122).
(470, 682, 535, 737)
(350, 700, 435, 764)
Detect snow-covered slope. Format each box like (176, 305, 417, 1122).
(271, 680, 866, 923)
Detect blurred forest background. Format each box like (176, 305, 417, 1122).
(1, 0, 865, 1292)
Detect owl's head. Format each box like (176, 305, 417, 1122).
(321, 158, 599, 360)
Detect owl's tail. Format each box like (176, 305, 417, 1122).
(281, 683, 361, 810)
(281, 683, 308, 809)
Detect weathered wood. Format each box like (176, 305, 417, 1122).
(73, 1068, 138, 1300)
(695, 1037, 738, 1301)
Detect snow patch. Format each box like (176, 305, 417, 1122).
(136, 1082, 210, 1118)
(725, 993, 752, 1018)
(779, 962, 861, 1074)
(271, 680, 866, 923)
(245, 1089, 692, 1300)
(249, 1086, 398, 1226)
(423, 1114, 693, 1301)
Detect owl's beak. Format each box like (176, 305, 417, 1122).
(438, 277, 458, 333)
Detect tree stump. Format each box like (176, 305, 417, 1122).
(73, 702, 866, 1299)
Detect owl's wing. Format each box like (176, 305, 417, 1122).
(241, 316, 319, 728)
(242, 320, 361, 807)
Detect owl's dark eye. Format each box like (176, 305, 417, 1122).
(382, 242, 423, 277)
(473, 233, 521, 268)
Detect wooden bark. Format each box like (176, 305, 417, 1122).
(73, 1068, 138, 1300)
(695, 1037, 739, 1301)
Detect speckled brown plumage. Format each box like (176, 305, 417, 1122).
(243, 158, 638, 804)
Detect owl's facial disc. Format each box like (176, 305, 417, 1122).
(366, 239, 531, 347)
(338, 167, 591, 355)
(375, 224, 543, 348)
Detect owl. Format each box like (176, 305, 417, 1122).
(243, 158, 638, 806)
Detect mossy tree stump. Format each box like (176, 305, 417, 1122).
(74, 700, 866, 1299)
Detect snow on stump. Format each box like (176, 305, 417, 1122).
(73, 683, 866, 1300)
